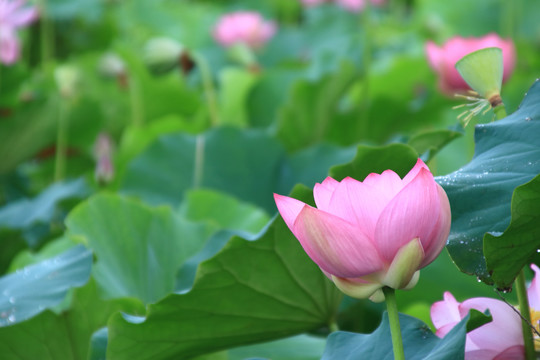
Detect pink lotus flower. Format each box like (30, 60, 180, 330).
(527, 264, 540, 351)
(335, 0, 386, 12)
(431, 264, 540, 359)
(431, 292, 525, 359)
(212, 11, 276, 49)
(0, 0, 38, 65)
(274, 159, 451, 301)
(425, 33, 516, 95)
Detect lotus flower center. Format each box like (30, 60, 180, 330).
(530, 308, 540, 351)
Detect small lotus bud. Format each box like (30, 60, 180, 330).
(227, 43, 259, 71)
(143, 37, 186, 75)
(99, 52, 126, 78)
(54, 65, 81, 99)
(93, 133, 115, 185)
(455, 47, 504, 106)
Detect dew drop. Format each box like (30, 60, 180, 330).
(7, 315, 15, 323)
(8, 297, 15, 304)
(525, 117, 532, 121)
(537, 249, 540, 253)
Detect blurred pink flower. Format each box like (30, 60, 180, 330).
(335, 0, 386, 12)
(93, 133, 114, 184)
(0, 0, 38, 65)
(431, 292, 525, 360)
(425, 33, 516, 95)
(212, 11, 276, 49)
(528, 264, 540, 351)
(274, 159, 451, 301)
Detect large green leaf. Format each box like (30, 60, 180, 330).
(276, 62, 360, 152)
(484, 175, 540, 289)
(179, 189, 270, 235)
(322, 311, 491, 360)
(120, 127, 358, 213)
(65, 194, 216, 304)
(106, 185, 342, 360)
(227, 334, 326, 360)
(0, 244, 92, 326)
(121, 127, 286, 212)
(437, 80, 540, 282)
(0, 178, 88, 231)
(0, 280, 143, 360)
(329, 143, 419, 181)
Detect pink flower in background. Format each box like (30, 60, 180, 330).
(527, 264, 540, 351)
(431, 292, 524, 359)
(213, 11, 276, 49)
(274, 159, 451, 301)
(93, 133, 115, 185)
(0, 0, 38, 65)
(425, 33, 516, 95)
(432, 264, 540, 359)
(336, 0, 386, 12)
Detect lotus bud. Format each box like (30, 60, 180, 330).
(274, 159, 451, 302)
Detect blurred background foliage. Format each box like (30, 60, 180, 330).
(0, 0, 539, 359)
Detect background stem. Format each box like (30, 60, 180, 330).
(54, 100, 69, 182)
(194, 54, 220, 127)
(516, 270, 535, 360)
(383, 287, 405, 360)
(493, 104, 507, 120)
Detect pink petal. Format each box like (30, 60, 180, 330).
(465, 349, 504, 360)
(293, 205, 383, 277)
(460, 297, 523, 354)
(8, 6, 38, 27)
(493, 345, 525, 360)
(0, 27, 19, 65)
(420, 184, 451, 267)
(362, 169, 403, 195)
(313, 177, 339, 211)
(431, 291, 462, 330)
(401, 158, 430, 186)
(374, 167, 441, 263)
(325, 177, 361, 225)
(425, 41, 443, 73)
(274, 193, 307, 231)
(435, 322, 459, 339)
(527, 264, 540, 310)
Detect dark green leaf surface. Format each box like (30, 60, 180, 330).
(121, 127, 358, 213)
(107, 185, 342, 360)
(322, 311, 488, 360)
(330, 143, 419, 181)
(89, 327, 109, 360)
(408, 128, 463, 163)
(484, 175, 540, 288)
(0, 280, 143, 360)
(276, 62, 360, 151)
(0, 178, 88, 230)
(66, 194, 215, 304)
(0, 245, 92, 326)
(227, 334, 326, 360)
(121, 127, 285, 212)
(437, 80, 540, 282)
(179, 189, 270, 235)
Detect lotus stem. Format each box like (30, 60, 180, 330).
(383, 287, 405, 360)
